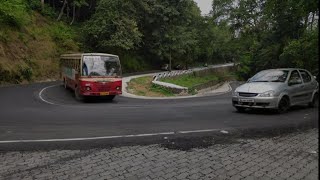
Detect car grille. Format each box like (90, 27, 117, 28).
(233, 101, 270, 107)
(238, 92, 258, 97)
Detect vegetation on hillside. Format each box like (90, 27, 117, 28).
(0, 0, 79, 83)
(0, 0, 318, 83)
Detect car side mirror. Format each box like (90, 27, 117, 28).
(247, 78, 251, 83)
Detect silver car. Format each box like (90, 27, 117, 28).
(232, 68, 319, 113)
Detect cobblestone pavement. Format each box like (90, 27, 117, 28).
(0, 129, 318, 180)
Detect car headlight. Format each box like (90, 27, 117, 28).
(259, 90, 275, 97)
(232, 91, 239, 96)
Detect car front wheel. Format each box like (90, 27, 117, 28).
(277, 97, 290, 113)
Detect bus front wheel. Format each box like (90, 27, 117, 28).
(74, 87, 84, 101)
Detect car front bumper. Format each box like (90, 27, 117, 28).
(232, 96, 279, 109)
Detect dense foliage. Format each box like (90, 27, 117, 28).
(1, 0, 319, 80)
(45, 0, 320, 76)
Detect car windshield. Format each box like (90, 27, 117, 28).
(82, 55, 121, 77)
(249, 70, 289, 82)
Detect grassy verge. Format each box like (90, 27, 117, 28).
(127, 76, 174, 97)
(161, 73, 219, 88)
(127, 70, 237, 97)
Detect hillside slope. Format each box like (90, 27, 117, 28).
(0, 11, 79, 84)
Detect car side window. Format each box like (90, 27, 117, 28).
(299, 70, 312, 83)
(288, 70, 302, 85)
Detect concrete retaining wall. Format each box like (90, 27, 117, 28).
(151, 63, 235, 94)
(152, 81, 188, 94)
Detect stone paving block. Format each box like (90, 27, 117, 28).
(240, 169, 253, 177)
(229, 174, 243, 180)
(0, 129, 318, 180)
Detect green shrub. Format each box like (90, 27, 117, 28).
(0, 65, 11, 83)
(0, 0, 30, 28)
(150, 84, 174, 96)
(27, 0, 41, 11)
(236, 53, 253, 80)
(188, 87, 196, 95)
(121, 54, 149, 73)
(49, 22, 78, 51)
(40, 5, 57, 18)
(26, 0, 56, 17)
(0, 30, 10, 43)
(19, 66, 33, 81)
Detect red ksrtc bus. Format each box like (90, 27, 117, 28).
(60, 53, 122, 100)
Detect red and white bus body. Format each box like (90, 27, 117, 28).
(60, 53, 122, 99)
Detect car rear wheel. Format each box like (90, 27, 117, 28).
(308, 93, 318, 108)
(277, 97, 290, 113)
(235, 107, 246, 113)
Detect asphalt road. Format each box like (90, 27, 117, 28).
(0, 81, 317, 147)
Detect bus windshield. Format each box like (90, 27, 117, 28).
(82, 55, 121, 77)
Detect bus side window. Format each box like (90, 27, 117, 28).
(76, 59, 79, 71)
(71, 59, 73, 69)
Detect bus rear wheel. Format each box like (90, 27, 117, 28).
(63, 79, 68, 89)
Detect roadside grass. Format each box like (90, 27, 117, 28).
(127, 76, 174, 97)
(150, 84, 175, 96)
(161, 73, 219, 88)
(126, 71, 237, 97)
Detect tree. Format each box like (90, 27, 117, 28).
(137, 0, 201, 67)
(57, 0, 67, 21)
(83, 0, 143, 51)
(41, 0, 44, 11)
(211, 0, 234, 23)
(70, 0, 88, 25)
(280, 30, 318, 71)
